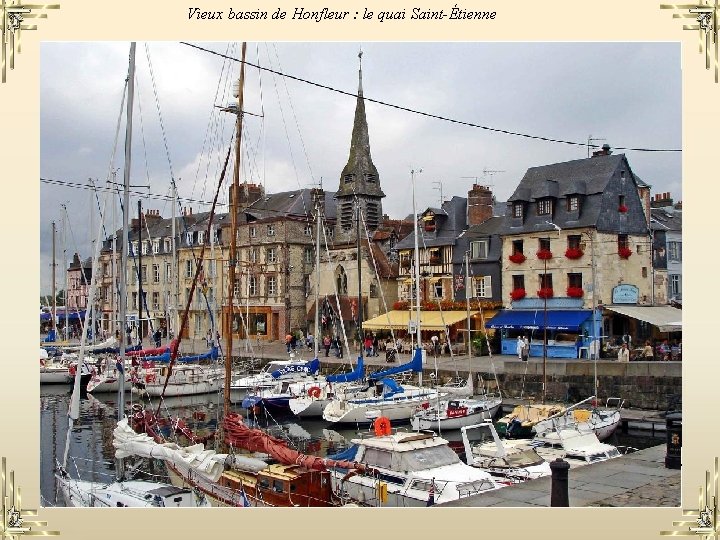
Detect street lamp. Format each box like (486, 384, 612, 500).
(541, 222, 561, 405)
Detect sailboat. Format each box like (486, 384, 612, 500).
(323, 170, 443, 426)
(54, 42, 209, 508)
(412, 255, 503, 431)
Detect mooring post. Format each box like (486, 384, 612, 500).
(550, 458, 570, 507)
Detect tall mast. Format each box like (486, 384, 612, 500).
(51, 221, 57, 337)
(465, 251, 471, 366)
(171, 182, 178, 337)
(356, 200, 363, 361)
(117, 42, 136, 479)
(225, 41, 247, 418)
(411, 169, 422, 386)
(137, 199, 143, 344)
(313, 194, 321, 359)
(62, 206, 68, 341)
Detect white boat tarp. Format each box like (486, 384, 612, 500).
(62, 336, 118, 352)
(113, 418, 227, 483)
(604, 305, 682, 333)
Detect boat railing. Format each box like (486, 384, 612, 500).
(605, 397, 625, 410)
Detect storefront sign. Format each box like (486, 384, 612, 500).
(612, 284, 639, 304)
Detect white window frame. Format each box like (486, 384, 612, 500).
(249, 248, 258, 263)
(267, 275, 277, 296)
(474, 276, 492, 298)
(141, 241, 148, 255)
(267, 224, 276, 236)
(152, 264, 160, 283)
(185, 259, 193, 278)
(304, 247, 313, 264)
(164, 238, 171, 253)
(537, 199, 552, 215)
(267, 248, 277, 264)
(304, 223, 312, 236)
(470, 240, 489, 260)
(249, 226, 256, 238)
(433, 281, 443, 299)
(152, 239, 160, 254)
(198, 231, 205, 245)
(185, 232, 192, 246)
(513, 203, 523, 219)
(669, 274, 681, 297)
(152, 291, 160, 310)
(668, 241, 682, 262)
(166, 263, 172, 283)
(249, 275, 258, 296)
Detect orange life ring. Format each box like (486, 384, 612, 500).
(374, 416, 392, 437)
(145, 373, 156, 383)
(307, 386, 322, 399)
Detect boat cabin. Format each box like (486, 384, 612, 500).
(220, 463, 334, 507)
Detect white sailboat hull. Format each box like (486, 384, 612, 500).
(40, 368, 70, 384)
(412, 404, 500, 431)
(322, 388, 441, 425)
(135, 378, 223, 397)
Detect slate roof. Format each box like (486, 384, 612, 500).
(650, 207, 682, 232)
(394, 196, 468, 250)
(244, 189, 337, 221)
(501, 153, 649, 235)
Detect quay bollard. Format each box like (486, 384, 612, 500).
(665, 411, 682, 469)
(550, 458, 570, 507)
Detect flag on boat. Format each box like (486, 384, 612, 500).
(240, 485, 250, 507)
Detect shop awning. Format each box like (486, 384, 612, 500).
(362, 310, 478, 331)
(486, 310, 591, 331)
(604, 305, 682, 332)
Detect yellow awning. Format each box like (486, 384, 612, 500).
(362, 310, 478, 331)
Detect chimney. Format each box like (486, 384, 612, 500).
(144, 210, 162, 226)
(650, 192, 674, 208)
(591, 143, 613, 157)
(230, 183, 265, 211)
(467, 184, 494, 226)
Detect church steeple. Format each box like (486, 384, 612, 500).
(335, 50, 385, 242)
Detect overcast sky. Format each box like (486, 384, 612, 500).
(40, 41, 681, 295)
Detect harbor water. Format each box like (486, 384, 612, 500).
(40, 384, 665, 507)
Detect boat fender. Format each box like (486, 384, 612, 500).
(308, 386, 322, 398)
(373, 416, 392, 436)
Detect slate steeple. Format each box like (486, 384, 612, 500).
(335, 50, 385, 244)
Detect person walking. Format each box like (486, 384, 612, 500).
(617, 343, 630, 362)
(363, 335, 372, 357)
(431, 334, 440, 357)
(323, 335, 331, 357)
(153, 328, 162, 348)
(516, 336, 524, 360)
(306, 332, 314, 350)
(521, 336, 530, 361)
(285, 333, 293, 353)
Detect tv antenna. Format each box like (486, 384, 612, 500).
(431, 181, 444, 208)
(587, 135, 606, 158)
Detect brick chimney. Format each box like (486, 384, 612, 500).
(229, 183, 265, 210)
(591, 143, 613, 157)
(467, 184, 494, 226)
(650, 192, 674, 208)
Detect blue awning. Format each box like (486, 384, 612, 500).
(486, 310, 591, 331)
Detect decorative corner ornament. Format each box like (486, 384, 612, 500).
(0, 457, 59, 538)
(0, 1, 60, 84)
(661, 1, 719, 83)
(661, 457, 719, 539)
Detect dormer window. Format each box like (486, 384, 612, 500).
(304, 223, 312, 236)
(567, 196, 579, 212)
(344, 174, 355, 184)
(423, 215, 436, 232)
(513, 202, 524, 219)
(537, 199, 552, 216)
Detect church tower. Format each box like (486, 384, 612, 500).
(334, 51, 385, 245)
